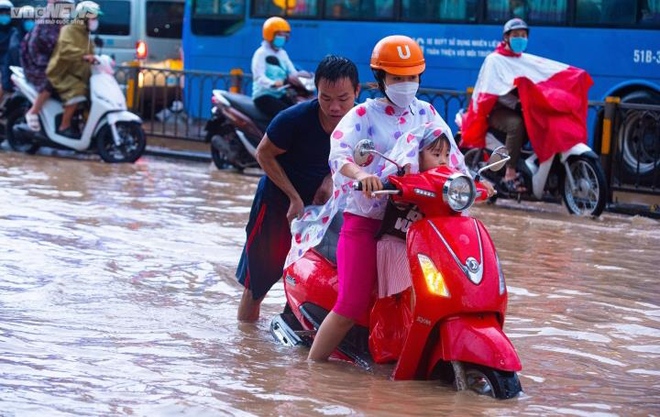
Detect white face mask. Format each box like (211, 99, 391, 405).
(87, 19, 99, 32)
(385, 81, 419, 108)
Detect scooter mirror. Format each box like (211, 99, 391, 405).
(93, 36, 104, 49)
(476, 146, 510, 179)
(353, 139, 376, 167)
(488, 146, 510, 172)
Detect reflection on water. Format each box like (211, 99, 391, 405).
(1, 150, 659, 416)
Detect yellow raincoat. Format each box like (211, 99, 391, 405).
(46, 21, 94, 104)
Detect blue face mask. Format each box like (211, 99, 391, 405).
(272, 35, 287, 49)
(0, 15, 10, 26)
(509, 37, 528, 54)
(23, 20, 35, 31)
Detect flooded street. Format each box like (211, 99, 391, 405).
(1, 148, 659, 417)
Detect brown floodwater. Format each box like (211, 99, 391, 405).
(1, 148, 659, 416)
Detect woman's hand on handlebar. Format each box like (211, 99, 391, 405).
(355, 172, 383, 198)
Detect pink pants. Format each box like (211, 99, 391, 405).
(333, 212, 382, 321)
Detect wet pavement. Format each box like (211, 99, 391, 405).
(0, 146, 659, 416)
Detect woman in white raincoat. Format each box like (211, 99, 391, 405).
(284, 35, 467, 362)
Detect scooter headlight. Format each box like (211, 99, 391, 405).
(442, 173, 476, 212)
(496, 253, 506, 295)
(418, 254, 450, 297)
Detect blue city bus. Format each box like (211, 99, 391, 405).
(182, 0, 660, 147)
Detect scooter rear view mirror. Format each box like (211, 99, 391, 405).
(476, 145, 510, 179)
(353, 139, 376, 167)
(488, 146, 510, 172)
(353, 139, 406, 176)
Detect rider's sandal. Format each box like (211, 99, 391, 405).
(500, 177, 527, 194)
(25, 113, 40, 132)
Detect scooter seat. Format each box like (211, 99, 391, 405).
(313, 212, 343, 265)
(222, 92, 272, 130)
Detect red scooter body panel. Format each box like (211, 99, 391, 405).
(392, 212, 510, 380)
(433, 315, 522, 373)
(408, 216, 507, 316)
(283, 249, 370, 329)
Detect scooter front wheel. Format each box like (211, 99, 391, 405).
(463, 363, 522, 400)
(561, 155, 607, 217)
(97, 122, 146, 163)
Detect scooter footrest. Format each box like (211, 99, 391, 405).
(270, 313, 312, 347)
(300, 302, 373, 370)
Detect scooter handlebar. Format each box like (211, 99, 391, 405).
(352, 181, 399, 198)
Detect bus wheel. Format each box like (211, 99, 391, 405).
(617, 90, 660, 187)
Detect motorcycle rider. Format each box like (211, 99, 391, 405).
(45, 0, 101, 138)
(291, 35, 465, 362)
(0, 0, 17, 103)
(475, 18, 529, 193)
(251, 16, 299, 118)
(236, 55, 360, 322)
(3, 5, 35, 99)
(19, 0, 75, 132)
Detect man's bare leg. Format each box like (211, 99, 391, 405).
(237, 288, 264, 322)
(58, 103, 77, 131)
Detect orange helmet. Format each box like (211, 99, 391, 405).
(370, 35, 425, 76)
(262, 17, 291, 42)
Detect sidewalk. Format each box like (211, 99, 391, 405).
(144, 135, 211, 162)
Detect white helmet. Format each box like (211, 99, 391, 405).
(75, 1, 103, 19)
(0, 0, 13, 10)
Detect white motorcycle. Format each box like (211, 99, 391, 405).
(4, 54, 146, 163)
(455, 109, 608, 217)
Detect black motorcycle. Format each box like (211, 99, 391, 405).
(206, 60, 315, 171)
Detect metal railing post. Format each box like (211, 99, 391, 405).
(600, 96, 620, 203)
(230, 68, 244, 94)
(125, 60, 141, 112)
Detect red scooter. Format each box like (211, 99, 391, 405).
(271, 141, 523, 399)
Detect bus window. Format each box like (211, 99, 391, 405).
(287, 0, 319, 16)
(375, 0, 394, 18)
(326, 0, 376, 19)
(600, 0, 636, 24)
(147, 1, 184, 39)
(487, 0, 567, 23)
(402, 0, 438, 21)
(253, 0, 295, 16)
(576, 0, 601, 23)
(192, 0, 245, 36)
(527, 0, 567, 23)
(641, 0, 660, 25)
(438, 0, 478, 20)
(196, 0, 245, 14)
(97, 0, 131, 36)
